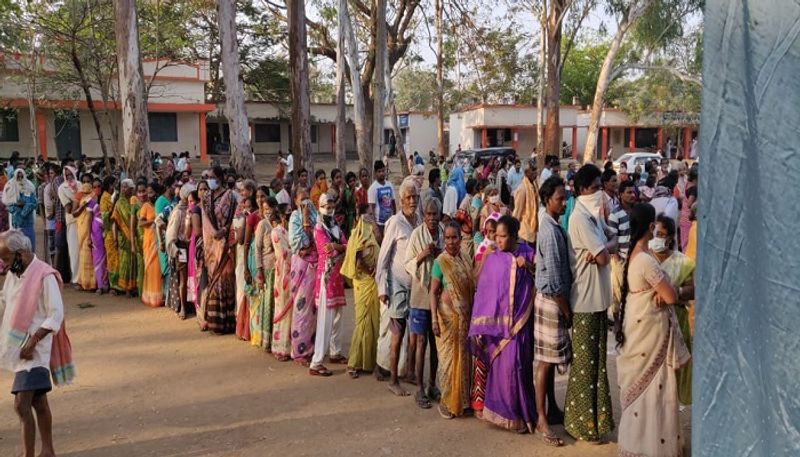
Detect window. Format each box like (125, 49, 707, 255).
(310, 125, 318, 143)
(254, 123, 281, 143)
(0, 109, 19, 142)
(148, 113, 178, 142)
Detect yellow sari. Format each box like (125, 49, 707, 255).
(140, 202, 164, 307)
(434, 250, 476, 417)
(76, 193, 96, 291)
(340, 217, 380, 372)
(101, 192, 119, 290)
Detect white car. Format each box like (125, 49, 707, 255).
(613, 152, 663, 174)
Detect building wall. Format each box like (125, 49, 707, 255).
(250, 121, 356, 156)
(406, 113, 438, 155)
(0, 108, 33, 157)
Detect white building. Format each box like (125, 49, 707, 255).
(0, 55, 214, 160)
(383, 111, 440, 157)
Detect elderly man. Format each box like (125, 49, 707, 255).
(375, 180, 420, 395)
(404, 197, 444, 409)
(0, 230, 73, 457)
(512, 161, 540, 245)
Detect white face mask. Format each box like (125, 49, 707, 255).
(206, 179, 218, 190)
(489, 195, 500, 205)
(577, 190, 604, 218)
(320, 207, 335, 217)
(649, 237, 669, 253)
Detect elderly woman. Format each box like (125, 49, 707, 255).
(57, 166, 81, 285)
(165, 183, 195, 318)
(308, 192, 348, 377)
(249, 187, 273, 349)
(430, 221, 475, 419)
(4, 169, 38, 249)
(375, 180, 420, 393)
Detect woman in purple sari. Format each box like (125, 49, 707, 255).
(88, 179, 108, 293)
(469, 215, 537, 433)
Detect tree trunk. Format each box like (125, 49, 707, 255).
(544, 0, 564, 157)
(70, 44, 111, 168)
(535, 7, 547, 169)
(288, 0, 314, 186)
(114, 0, 150, 180)
(582, 1, 654, 163)
(435, 0, 446, 158)
(371, 0, 387, 163)
(218, 0, 255, 178)
(25, 66, 40, 160)
(334, 0, 348, 172)
(383, 44, 409, 177)
(342, 5, 372, 174)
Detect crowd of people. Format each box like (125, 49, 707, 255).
(0, 148, 698, 454)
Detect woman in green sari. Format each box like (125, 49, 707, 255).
(340, 204, 380, 378)
(133, 182, 147, 297)
(651, 214, 695, 405)
(112, 179, 138, 297)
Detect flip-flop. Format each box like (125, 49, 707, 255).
(438, 404, 454, 419)
(415, 390, 432, 409)
(539, 431, 564, 447)
(309, 366, 333, 377)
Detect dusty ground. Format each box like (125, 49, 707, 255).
(0, 157, 690, 456)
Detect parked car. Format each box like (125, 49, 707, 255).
(613, 152, 663, 174)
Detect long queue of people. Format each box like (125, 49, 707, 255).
(2, 151, 698, 454)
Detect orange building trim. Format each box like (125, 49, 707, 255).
(0, 98, 215, 112)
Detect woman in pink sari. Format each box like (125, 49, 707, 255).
(88, 179, 108, 293)
(289, 187, 319, 364)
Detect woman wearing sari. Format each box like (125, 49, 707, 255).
(615, 203, 690, 457)
(468, 216, 537, 433)
(139, 183, 164, 307)
(165, 184, 194, 318)
(201, 167, 237, 334)
(4, 169, 37, 249)
(651, 214, 695, 406)
(234, 180, 258, 341)
(270, 203, 293, 360)
(187, 182, 208, 326)
(289, 187, 319, 364)
(74, 183, 96, 291)
(0, 169, 9, 232)
(243, 187, 268, 346)
(100, 177, 119, 293)
(133, 182, 147, 297)
(309, 169, 328, 211)
(112, 180, 138, 297)
(341, 205, 380, 378)
(88, 180, 108, 293)
(430, 222, 475, 419)
(57, 166, 81, 285)
(251, 189, 276, 350)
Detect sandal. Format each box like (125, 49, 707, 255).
(309, 366, 333, 377)
(275, 354, 291, 362)
(539, 431, 564, 447)
(329, 355, 348, 364)
(415, 390, 432, 409)
(438, 404, 454, 419)
(347, 368, 359, 379)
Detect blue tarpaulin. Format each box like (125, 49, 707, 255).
(697, 1, 800, 456)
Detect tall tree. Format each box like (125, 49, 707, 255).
(334, 0, 348, 172)
(114, 0, 151, 179)
(544, 0, 565, 155)
(372, 0, 387, 162)
(434, 0, 446, 157)
(340, 0, 371, 172)
(217, 0, 256, 177)
(287, 0, 313, 185)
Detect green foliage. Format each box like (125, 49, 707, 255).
(615, 69, 700, 122)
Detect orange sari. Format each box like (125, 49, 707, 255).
(140, 202, 164, 307)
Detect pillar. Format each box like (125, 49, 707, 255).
(481, 128, 488, 148)
(629, 126, 636, 152)
(36, 109, 48, 161)
(601, 127, 609, 160)
(331, 124, 336, 156)
(199, 112, 208, 163)
(571, 127, 577, 160)
(511, 128, 518, 151)
(683, 127, 692, 159)
(657, 127, 664, 151)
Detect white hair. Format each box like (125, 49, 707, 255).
(399, 180, 418, 198)
(422, 196, 442, 214)
(0, 229, 32, 253)
(121, 179, 135, 190)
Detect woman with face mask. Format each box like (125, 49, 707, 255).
(288, 187, 319, 364)
(308, 192, 348, 376)
(650, 214, 695, 407)
(615, 204, 689, 457)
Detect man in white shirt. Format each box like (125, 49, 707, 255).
(281, 151, 294, 177)
(0, 230, 65, 457)
(506, 159, 524, 193)
(368, 160, 396, 239)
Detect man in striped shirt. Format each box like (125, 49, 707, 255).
(608, 180, 636, 312)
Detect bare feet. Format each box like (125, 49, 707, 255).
(387, 382, 409, 396)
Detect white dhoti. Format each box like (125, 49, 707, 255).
(376, 302, 408, 374)
(310, 277, 344, 368)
